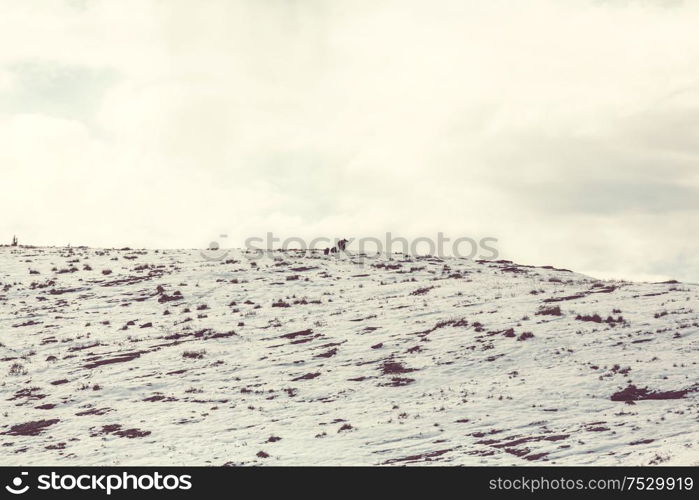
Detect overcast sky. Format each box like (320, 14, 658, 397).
(1, 0, 698, 282)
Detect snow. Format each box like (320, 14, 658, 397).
(0, 246, 697, 465)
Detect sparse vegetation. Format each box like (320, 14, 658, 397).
(517, 331, 535, 341)
(0, 245, 695, 466)
(182, 350, 206, 359)
(9, 363, 27, 376)
(537, 305, 562, 316)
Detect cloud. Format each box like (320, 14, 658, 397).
(1, 0, 698, 281)
(0, 61, 116, 126)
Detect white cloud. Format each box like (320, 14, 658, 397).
(1, 0, 698, 281)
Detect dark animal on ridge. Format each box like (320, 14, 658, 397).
(324, 238, 349, 255)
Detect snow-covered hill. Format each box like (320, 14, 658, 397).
(1, 246, 697, 465)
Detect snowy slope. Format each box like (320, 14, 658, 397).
(0, 246, 697, 466)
